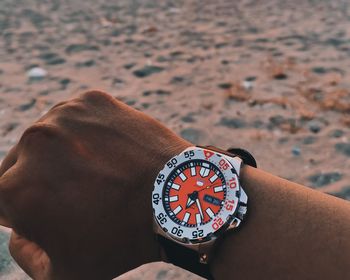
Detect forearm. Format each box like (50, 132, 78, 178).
(211, 166, 350, 279)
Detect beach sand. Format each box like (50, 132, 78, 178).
(1, 0, 350, 278)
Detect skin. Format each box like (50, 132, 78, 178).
(0, 90, 349, 279)
(0, 90, 190, 279)
(212, 166, 350, 279)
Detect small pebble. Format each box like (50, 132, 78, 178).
(125, 100, 136, 106)
(123, 63, 136, 69)
(141, 103, 150, 109)
(269, 115, 285, 126)
(302, 136, 316, 145)
(218, 117, 246, 129)
(291, 146, 301, 156)
(60, 78, 71, 88)
(155, 90, 171, 96)
(242, 80, 254, 91)
(17, 99, 36, 111)
(27, 67, 47, 79)
(335, 143, 350, 157)
(308, 172, 342, 187)
(133, 65, 164, 78)
(181, 113, 196, 123)
(278, 137, 289, 144)
(329, 129, 344, 138)
(245, 76, 257, 82)
(75, 60, 96, 68)
(252, 120, 264, 128)
(217, 83, 232, 89)
(329, 186, 350, 200)
(180, 128, 204, 143)
(65, 44, 99, 54)
(308, 120, 323, 133)
(170, 76, 185, 84)
(273, 73, 288, 80)
(2, 122, 19, 135)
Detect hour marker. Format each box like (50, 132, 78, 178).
(209, 174, 218, 183)
(200, 167, 210, 177)
(202, 163, 209, 168)
(183, 212, 190, 223)
(196, 213, 202, 225)
(169, 196, 178, 202)
(179, 173, 187, 181)
(171, 183, 181, 190)
(214, 186, 224, 193)
(191, 167, 196, 176)
(173, 205, 182, 215)
(206, 207, 215, 218)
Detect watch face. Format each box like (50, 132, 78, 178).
(152, 148, 242, 243)
(163, 160, 226, 228)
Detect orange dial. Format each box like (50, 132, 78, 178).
(163, 160, 226, 227)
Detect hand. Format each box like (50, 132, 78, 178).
(0, 90, 191, 279)
(195, 199, 204, 220)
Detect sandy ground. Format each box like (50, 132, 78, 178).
(1, 0, 350, 278)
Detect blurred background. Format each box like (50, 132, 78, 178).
(1, 0, 350, 278)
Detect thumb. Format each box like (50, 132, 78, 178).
(9, 231, 51, 280)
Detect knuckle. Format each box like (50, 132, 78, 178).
(78, 90, 119, 109)
(19, 123, 62, 148)
(56, 100, 86, 115)
(79, 89, 112, 102)
(49, 100, 69, 111)
(40, 99, 87, 124)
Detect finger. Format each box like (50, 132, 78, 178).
(0, 145, 18, 228)
(9, 231, 51, 279)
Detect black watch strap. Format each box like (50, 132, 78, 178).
(157, 235, 214, 279)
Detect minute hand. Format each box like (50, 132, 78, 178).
(196, 198, 204, 220)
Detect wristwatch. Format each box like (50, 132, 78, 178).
(152, 145, 257, 279)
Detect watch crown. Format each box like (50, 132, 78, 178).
(237, 205, 247, 219)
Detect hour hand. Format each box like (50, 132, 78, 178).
(186, 196, 195, 208)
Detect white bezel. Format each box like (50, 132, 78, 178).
(152, 147, 242, 244)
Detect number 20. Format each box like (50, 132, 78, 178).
(212, 217, 224, 230)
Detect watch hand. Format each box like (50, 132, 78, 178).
(196, 199, 204, 220)
(198, 183, 223, 193)
(186, 191, 198, 208)
(186, 196, 195, 208)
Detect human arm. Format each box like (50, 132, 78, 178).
(0, 90, 349, 279)
(211, 165, 350, 279)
